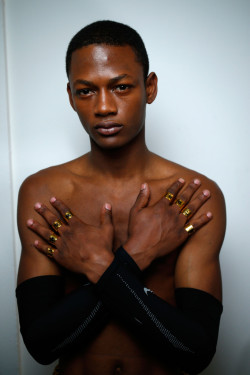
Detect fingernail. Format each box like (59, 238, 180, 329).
(194, 179, 201, 185)
(34, 202, 41, 209)
(27, 219, 34, 227)
(105, 203, 112, 211)
(50, 197, 56, 203)
(141, 183, 146, 191)
(207, 212, 213, 218)
(203, 189, 210, 197)
(34, 240, 39, 246)
(178, 178, 185, 183)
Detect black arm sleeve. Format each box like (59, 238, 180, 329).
(96, 247, 223, 374)
(16, 276, 108, 364)
(15, 251, 141, 365)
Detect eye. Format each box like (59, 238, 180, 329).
(76, 88, 93, 96)
(114, 84, 131, 92)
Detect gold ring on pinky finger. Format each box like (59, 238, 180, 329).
(184, 224, 195, 235)
(182, 208, 192, 218)
(165, 192, 174, 201)
(64, 211, 73, 220)
(49, 233, 58, 244)
(174, 198, 185, 209)
(52, 219, 62, 231)
(47, 247, 54, 258)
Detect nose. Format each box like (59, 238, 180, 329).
(94, 89, 117, 117)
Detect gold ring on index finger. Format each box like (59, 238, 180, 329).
(64, 211, 73, 221)
(165, 192, 174, 201)
(52, 219, 62, 232)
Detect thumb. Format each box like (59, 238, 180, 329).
(132, 183, 150, 213)
(100, 203, 113, 226)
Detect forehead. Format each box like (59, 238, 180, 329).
(69, 44, 143, 81)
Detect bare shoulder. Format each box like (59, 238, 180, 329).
(17, 155, 88, 284)
(149, 153, 226, 213)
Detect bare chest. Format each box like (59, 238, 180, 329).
(57, 177, 179, 301)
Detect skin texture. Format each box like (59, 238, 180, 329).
(17, 44, 226, 375)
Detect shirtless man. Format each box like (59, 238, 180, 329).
(16, 21, 226, 375)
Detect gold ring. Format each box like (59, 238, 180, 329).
(47, 247, 54, 258)
(184, 224, 195, 235)
(165, 192, 174, 201)
(64, 211, 73, 220)
(49, 234, 58, 244)
(182, 208, 192, 218)
(175, 198, 185, 209)
(52, 219, 62, 231)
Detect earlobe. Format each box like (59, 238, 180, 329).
(146, 72, 158, 104)
(67, 83, 76, 111)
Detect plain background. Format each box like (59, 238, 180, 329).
(1, 0, 250, 374)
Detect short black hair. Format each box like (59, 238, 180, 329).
(66, 20, 149, 80)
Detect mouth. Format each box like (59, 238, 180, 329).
(94, 121, 123, 136)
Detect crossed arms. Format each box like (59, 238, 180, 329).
(16, 177, 226, 373)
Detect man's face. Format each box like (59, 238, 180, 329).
(67, 44, 157, 149)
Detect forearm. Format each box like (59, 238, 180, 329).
(96, 247, 223, 374)
(16, 275, 108, 364)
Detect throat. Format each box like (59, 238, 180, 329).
(87, 143, 152, 180)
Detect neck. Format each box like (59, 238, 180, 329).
(87, 129, 151, 180)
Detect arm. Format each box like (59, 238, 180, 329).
(174, 179, 226, 300)
(94, 178, 225, 373)
(16, 175, 114, 364)
(17, 176, 216, 366)
(96, 247, 223, 374)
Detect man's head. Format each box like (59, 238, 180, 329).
(66, 20, 149, 80)
(66, 21, 157, 151)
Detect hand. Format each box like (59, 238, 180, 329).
(27, 198, 114, 283)
(124, 178, 212, 270)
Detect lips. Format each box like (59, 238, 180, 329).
(94, 121, 123, 136)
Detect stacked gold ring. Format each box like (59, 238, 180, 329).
(47, 247, 54, 258)
(182, 208, 192, 218)
(64, 211, 73, 220)
(165, 192, 174, 201)
(52, 219, 62, 231)
(174, 198, 185, 209)
(49, 234, 58, 244)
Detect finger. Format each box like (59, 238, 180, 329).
(34, 239, 59, 260)
(50, 197, 75, 223)
(181, 190, 211, 220)
(100, 203, 112, 226)
(34, 202, 63, 232)
(131, 183, 150, 213)
(164, 178, 185, 204)
(172, 178, 201, 211)
(27, 219, 62, 247)
(184, 212, 213, 236)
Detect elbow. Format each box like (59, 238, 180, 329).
(21, 329, 58, 365)
(182, 340, 217, 374)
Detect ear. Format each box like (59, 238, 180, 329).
(67, 82, 76, 111)
(145, 72, 158, 104)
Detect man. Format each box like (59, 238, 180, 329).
(16, 21, 226, 375)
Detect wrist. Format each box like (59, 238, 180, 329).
(123, 239, 153, 271)
(86, 252, 115, 284)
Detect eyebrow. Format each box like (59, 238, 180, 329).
(73, 74, 131, 87)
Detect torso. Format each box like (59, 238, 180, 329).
(21, 152, 206, 375)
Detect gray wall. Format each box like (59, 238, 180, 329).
(1, 0, 250, 374)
